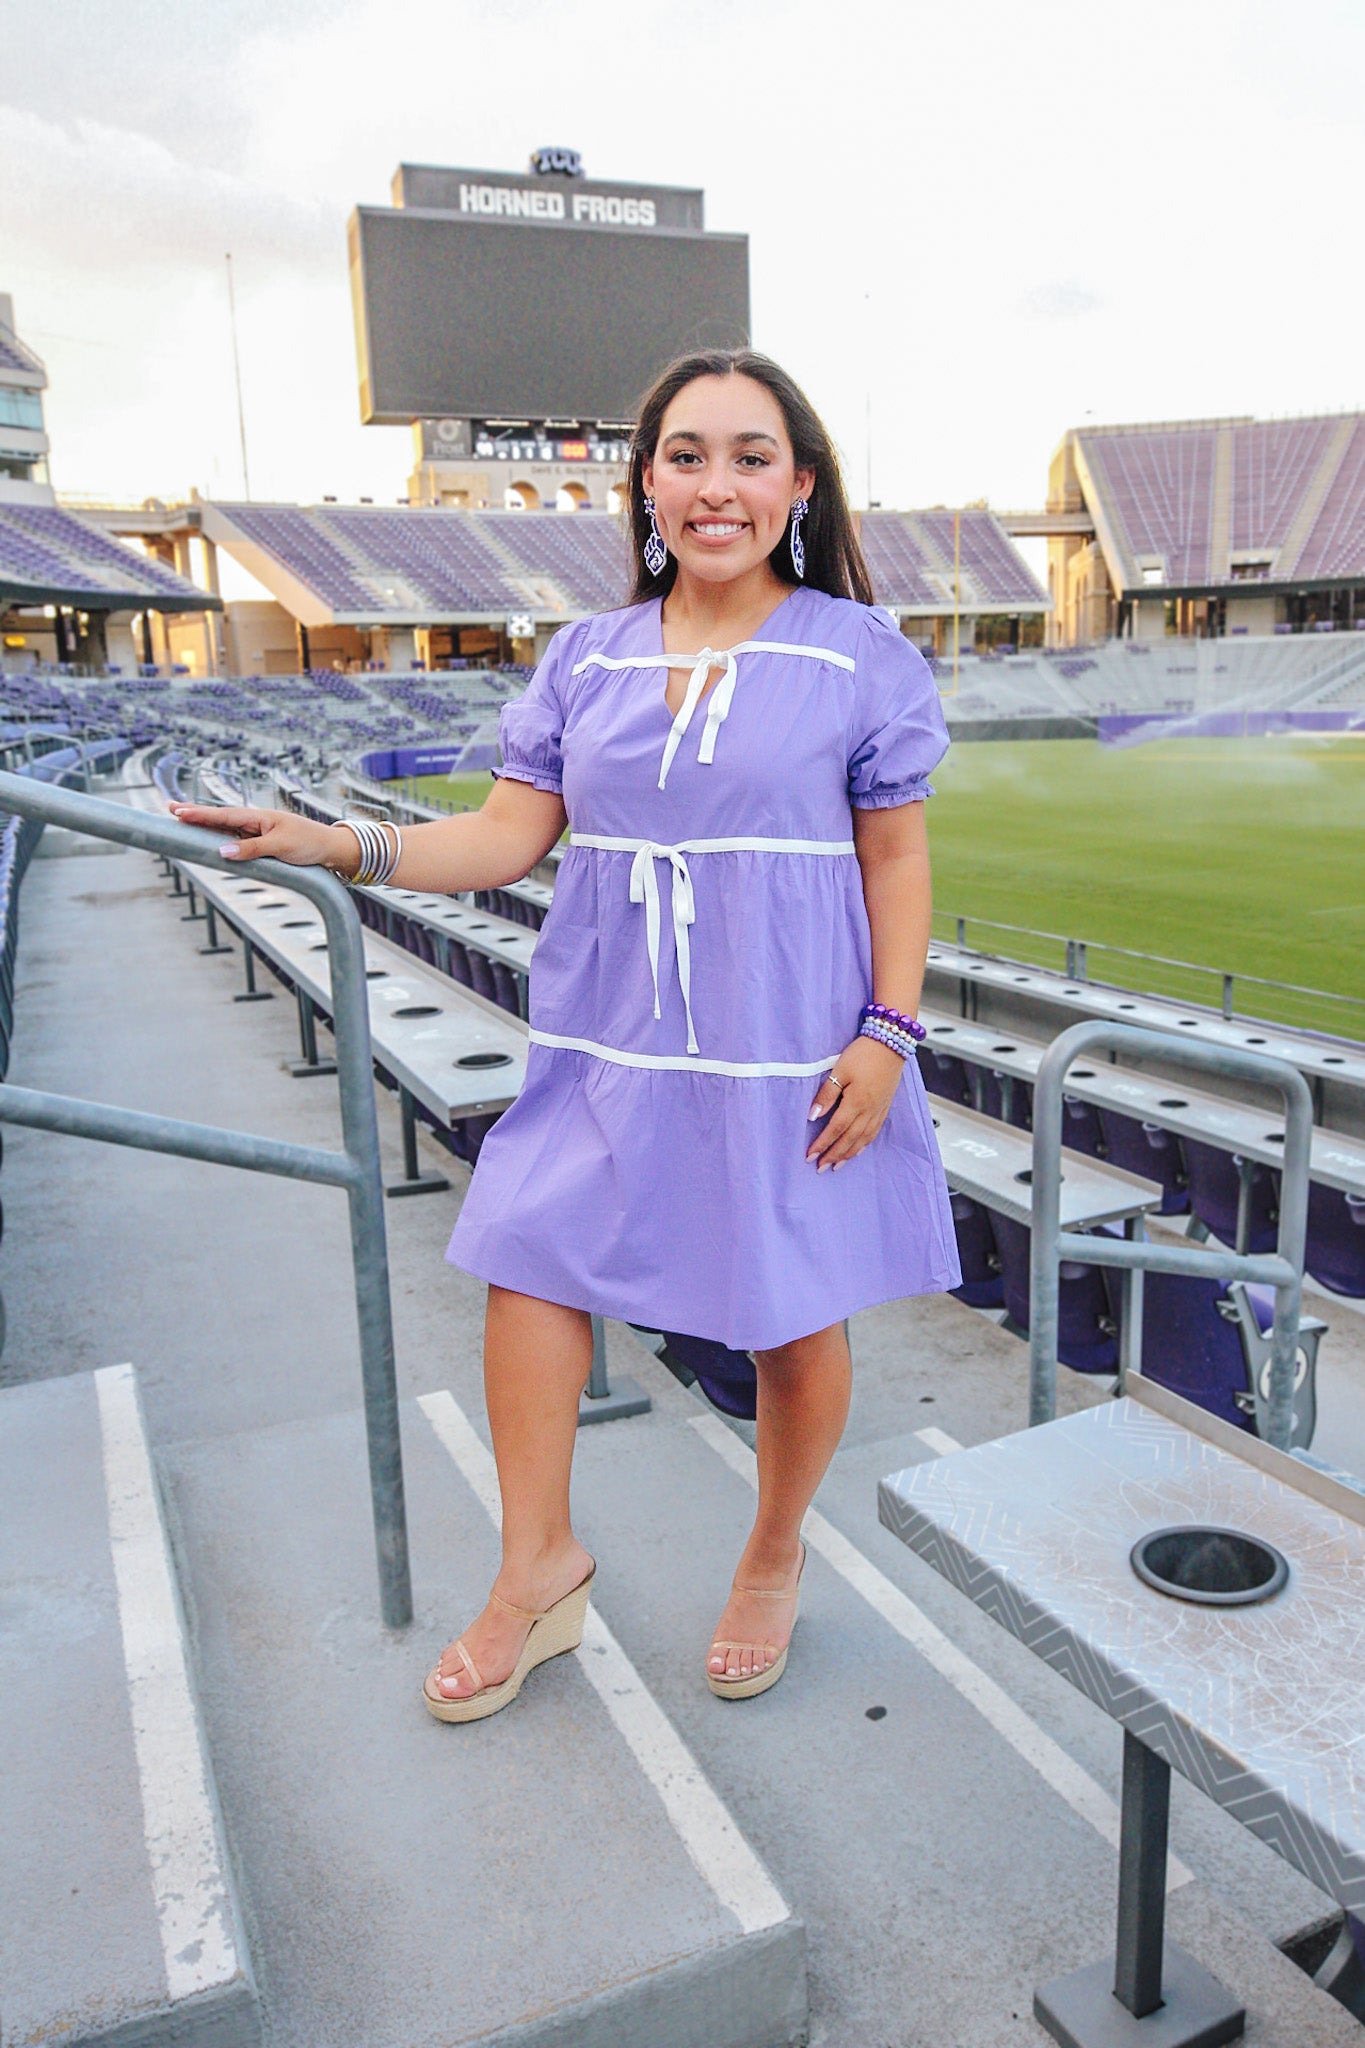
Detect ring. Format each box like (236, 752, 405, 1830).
(828, 1074, 844, 1093)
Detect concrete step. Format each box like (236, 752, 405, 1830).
(158, 1393, 805, 2048)
(0, 1364, 258, 2048)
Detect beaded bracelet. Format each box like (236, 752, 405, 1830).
(858, 1002, 926, 1062)
(332, 817, 402, 887)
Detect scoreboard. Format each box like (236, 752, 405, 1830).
(349, 157, 750, 427)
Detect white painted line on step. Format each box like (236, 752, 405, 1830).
(95, 1363, 243, 1999)
(914, 1426, 964, 1457)
(690, 1411, 1193, 1894)
(418, 1390, 791, 1936)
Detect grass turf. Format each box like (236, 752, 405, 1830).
(928, 736, 1365, 1030)
(398, 736, 1365, 1033)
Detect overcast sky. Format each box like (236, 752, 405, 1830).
(6, 0, 1365, 522)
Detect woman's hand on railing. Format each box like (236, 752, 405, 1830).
(168, 803, 355, 874)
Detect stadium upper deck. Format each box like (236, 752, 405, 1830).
(1047, 411, 1365, 645)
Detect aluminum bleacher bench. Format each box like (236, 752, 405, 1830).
(179, 861, 527, 1197)
(924, 939, 1365, 1105)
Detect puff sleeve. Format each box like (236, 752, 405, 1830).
(493, 628, 574, 794)
(847, 608, 949, 808)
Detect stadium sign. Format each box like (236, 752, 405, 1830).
(390, 162, 703, 234)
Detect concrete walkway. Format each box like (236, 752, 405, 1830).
(4, 834, 1363, 2047)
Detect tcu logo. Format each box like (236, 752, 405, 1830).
(531, 146, 583, 178)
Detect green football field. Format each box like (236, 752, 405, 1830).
(403, 736, 1365, 1033)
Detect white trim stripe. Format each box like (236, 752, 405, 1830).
(95, 1363, 243, 2000)
(571, 639, 856, 677)
(688, 1412, 1194, 1895)
(571, 834, 855, 857)
(417, 1390, 790, 1936)
(528, 1028, 840, 1078)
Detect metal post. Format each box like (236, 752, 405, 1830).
(198, 901, 234, 957)
(1076, 941, 1087, 982)
(1114, 1731, 1169, 2018)
(1222, 973, 1235, 1021)
(181, 879, 206, 923)
(577, 1312, 650, 1426)
(1118, 1214, 1146, 1393)
(235, 937, 273, 1003)
(956, 915, 967, 947)
(289, 989, 337, 1077)
(385, 1085, 449, 1197)
(1029, 1020, 1311, 1449)
(0, 770, 412, 1628)
(1234, 1156, 1253, 1257)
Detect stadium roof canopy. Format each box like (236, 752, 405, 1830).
(1067, 411, 1365, 598)
(201, 501, 1047, 627)
(0, 503, 218, 612)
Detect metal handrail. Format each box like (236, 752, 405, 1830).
(0, 767, 412, 1627)
(1029, 1019, 1312, 1451)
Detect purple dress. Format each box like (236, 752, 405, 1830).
(446, 585, 961, 1349)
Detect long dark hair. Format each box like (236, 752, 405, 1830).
(624, 349, 874, 607)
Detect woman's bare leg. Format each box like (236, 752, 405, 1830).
(707, 1322, 852, 1683)
(433, 1285, 595, 1700)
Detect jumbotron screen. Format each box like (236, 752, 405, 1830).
(349, 207, 750, 425)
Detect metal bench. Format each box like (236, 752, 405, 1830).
(880, 1373, 1365, 2046)
(179, 861, 527, 1198)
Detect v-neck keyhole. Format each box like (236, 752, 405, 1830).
(663, 651, 726, 719)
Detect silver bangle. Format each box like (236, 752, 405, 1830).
(332, 817, 400, 887)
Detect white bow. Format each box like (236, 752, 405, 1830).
(657, 648, 739, 791)
(628, 843, 698, 1054)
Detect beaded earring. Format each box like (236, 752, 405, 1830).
(643, 497, 668, 577)
(790, 498, 809, 580)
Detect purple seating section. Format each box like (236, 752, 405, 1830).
(1084, 426, 1219, 587)
(487, 512, 630, 612)
(915, 510, 1045, 605)
(0, 504, 200, 602)
(0, 331, 42, 375)
(1295, 415, 1365, 579)
(857, 515, 942, 606)
(1079, 413, 1365, 588)
(208, 501, 1043, 619)
(1230, 418, 1337, 556)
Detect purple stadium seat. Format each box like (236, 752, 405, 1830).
(1182, 1137, 1279, 1251)
(989, 1212, 1118, 1372)
(466, 950, 498, 1002)
(444, 938, 474, 987)
(1097, 1107, 1188, 1213)
(1139, 1272, 1320, 1446)
(1060, 1094, 1106, 1158)
(1305, 1182, 1365, 1298)
(948, 1193, 1004, 1308)
(490, 959, 522, 1013)
(661, 1330, 758, 1420)
(917, 1044, 974, 1107)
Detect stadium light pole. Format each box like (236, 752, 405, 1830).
(225, 252, 252, 500)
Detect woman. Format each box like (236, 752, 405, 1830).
(172, 348, 959, 1719)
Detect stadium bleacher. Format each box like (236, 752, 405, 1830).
(202, 501, 1048, 623)
(0, 503, 205, 607)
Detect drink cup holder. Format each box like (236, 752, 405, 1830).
(1131, 1526, 1288, 1607)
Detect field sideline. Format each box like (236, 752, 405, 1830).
(404, 736, 1365, 1033)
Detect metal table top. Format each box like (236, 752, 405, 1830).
(930, 1098, 1161, 1230)
(191, 867, 527, 1123)
(878, 1380, 1365, 1912)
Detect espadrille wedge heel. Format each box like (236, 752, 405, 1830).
(707, 1542, 806, 1701)
(423, 1561, 596, 1724)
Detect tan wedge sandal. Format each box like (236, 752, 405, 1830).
(707, 1543, 806, 1701)
(423, 1561, 596, 1724)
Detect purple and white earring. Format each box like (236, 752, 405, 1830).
(790, 498, 809, 580)
(643, 497, 668, 577)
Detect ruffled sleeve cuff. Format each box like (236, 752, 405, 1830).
(492, 760, 563, 795)
(850, 775, 935, 810)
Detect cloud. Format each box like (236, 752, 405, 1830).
(1020, 279, 1106, 321)
(0, 106, 339, 282)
